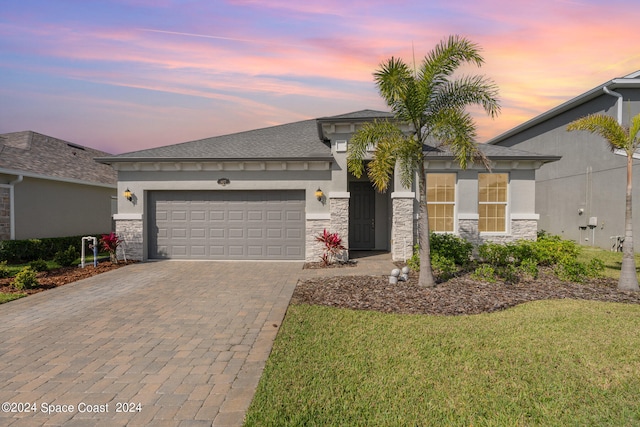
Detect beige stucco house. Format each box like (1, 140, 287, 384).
(97, 110, 558, 262)
(0, 131, 117, 240)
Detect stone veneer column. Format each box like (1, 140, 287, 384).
(329, 193, 349, 261)
(114, 214, 144, 261)
(0, 187, 10, 241)
(305, 215, 330, 262)
(391, 192, 415, 262)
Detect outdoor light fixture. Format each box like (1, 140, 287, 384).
(123, 188, 133, 201)
(315, 188, 324, 201)
(217, 178, 230, 186)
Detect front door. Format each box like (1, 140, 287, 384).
(349, 182, 375, 249)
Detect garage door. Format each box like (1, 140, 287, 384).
(149, 190, 305, 260)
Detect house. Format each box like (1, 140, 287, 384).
(0, 131, 117, 240)
(488, 71, 640, 249)
(96, 110, 558, 262)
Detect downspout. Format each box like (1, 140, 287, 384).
(603, 85, 623, 124)
(8, 175, 23, 240)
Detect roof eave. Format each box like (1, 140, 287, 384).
(95, 156, 335, 164)
(487, 77, 640, 145)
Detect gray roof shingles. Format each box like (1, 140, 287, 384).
(424, 141, 560, 161)
(102, 118, 332, 162)
(95, 109, 556, 164)
(0, 131, 116, 186)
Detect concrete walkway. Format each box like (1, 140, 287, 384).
(0, 261, 301, 427)
(0, 253, 396, 427)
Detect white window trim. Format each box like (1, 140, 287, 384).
(478, 173, 509, 235)
(426, 173, 457, 234)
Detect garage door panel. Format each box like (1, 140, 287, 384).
(210, 210, 225, 221)
(190, 228, 206, 238)
(228, 211, 244, 221)
(149, 190, 305, 260)
(210, 228, 225, 238)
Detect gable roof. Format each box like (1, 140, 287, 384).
(487, 70, 640, 145)
(0, 131, 116, 186)
(98, 118, 333, 163)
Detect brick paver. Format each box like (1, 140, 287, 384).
(0, 261, 301, 427)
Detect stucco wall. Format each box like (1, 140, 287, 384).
(494, 90, 640, 249)
(12, 177, 114, 239)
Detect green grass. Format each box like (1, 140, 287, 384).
(0, 292, 26, 304)
(246, 301, 640, 426)
(577, 246, 640, 279)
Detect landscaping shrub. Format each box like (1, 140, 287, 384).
(13, 266, 38, 290)
(555, 258, 605, 283)
(0, 260, 10, 278)
(430, 233, 473, 266)
(54, 245, 79, 267)
(0, 234, 103, 263)
(100, 232, 122, 263)
(315, 229, 346, 266)
(431, 253, 457, 280)
(407, 233, 473, 272)
(29, 259, 49, 272)
(471, 264, 496, 283)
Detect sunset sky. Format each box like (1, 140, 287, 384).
(2, 0, 639, 154)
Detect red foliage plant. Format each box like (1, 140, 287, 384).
(100, 232, 122, 263)
(315, 229, 346, 265)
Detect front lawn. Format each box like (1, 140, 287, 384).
(245, 300, 640, 426)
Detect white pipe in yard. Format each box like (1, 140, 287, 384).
(81, 236, 98, 268)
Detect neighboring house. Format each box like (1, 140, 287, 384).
(0, 131, 117, 241)
(489, 71, 640, 250)
(96, 110, 557, 262)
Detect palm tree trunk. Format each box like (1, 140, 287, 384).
(619, 153, 639, 291)
(417, 164, 437, 287)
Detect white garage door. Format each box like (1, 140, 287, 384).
(149, 190, 305, 260)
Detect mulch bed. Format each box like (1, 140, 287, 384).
(292, 268, 640, 316)
(0, 262, 131, 295)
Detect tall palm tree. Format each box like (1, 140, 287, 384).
(567, 113, 640, 291)
(347, 35, 500, 287)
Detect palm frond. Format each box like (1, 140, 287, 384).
(630, 113, 640, 150)
(420, 35, 484, 88)
(347, 120, 405, 184)
(430, 108, 488, 170)
(374, 57, 414, 116)
(567, 114, 629, 151)
(395, 137, 423, 188)
(432, 75, 501, 118)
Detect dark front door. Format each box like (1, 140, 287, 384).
(349, 182, 375, 249)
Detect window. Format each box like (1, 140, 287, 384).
(426, 173, 456, 232)
(478, 173, 508, 232)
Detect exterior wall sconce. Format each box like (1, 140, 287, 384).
(123, 188, 133, 201)
(217, 178, 230, 186)
(315, 188, 324, 201)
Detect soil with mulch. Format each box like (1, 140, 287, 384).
(0, 262, 132, 296)
(292, 267, 640, 316)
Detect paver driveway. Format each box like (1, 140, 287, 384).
(0, 261, 302, 427)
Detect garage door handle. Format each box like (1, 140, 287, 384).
(371, 218, 375, 229)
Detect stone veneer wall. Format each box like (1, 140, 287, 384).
(305, 218, 330, 262)
(329, 195, 349, 262)
(115, 219, 144, 261)
(391, 196, 414, 261)
(459, 218, 538, 246)
(0, 187, 9, 240)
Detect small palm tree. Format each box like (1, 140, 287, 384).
(567, 113, 640, 291)
(348, 35, 500, 287)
